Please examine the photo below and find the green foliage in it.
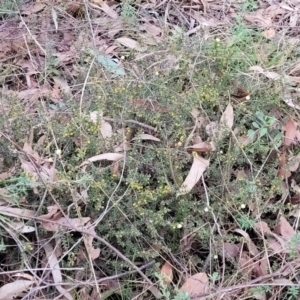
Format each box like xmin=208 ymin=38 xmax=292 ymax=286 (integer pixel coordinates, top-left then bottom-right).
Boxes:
xmin=237 ymin=215 xmax=256 ymax=230
xmin=0 ymin=0 xmax=19 ymax=20
xmin=287 ymin=232 xmax=300 ymax=259
xmin=121 ymin=0 xmax=137 ymax=23
xmin=246 ymin=111 xmax=282 ymax=154
xmin=287 ymin=285 xmax=300 ymax=300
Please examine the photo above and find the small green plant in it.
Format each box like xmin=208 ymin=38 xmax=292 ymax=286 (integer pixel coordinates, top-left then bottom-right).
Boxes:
xmin=0 ymin=175 xmax=32 ymax=204
xmin=241 ymin=0 xmax=258 ymax=12
xmin=155 ymin=272 xmax=191 ymax=300
xmin=173 ymin=292 xmax=191 ymax=300
xmin=209 ymin=272 xmax=219 ymax=285
xmin=121 ymin=0 xmax=137 ymax=23
xmin=287 ymin=285 xmax=299 ymax=300
xmin=247 ymin=111 xmax=282 ymax=153
xmin=249 ymin=286 xmax=272 ymax=296
xmin=287 ymin=232 xmax=300 ymax=259
xmin=237 ymin=215 xmax=256 ymax=230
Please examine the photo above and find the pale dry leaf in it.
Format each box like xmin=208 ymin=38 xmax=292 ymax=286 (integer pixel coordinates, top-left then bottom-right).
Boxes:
xmin=205 ymin=122 xmax=218 ymax=136
xmin=114 ymin=142 xmax=131 ymax=152
xmin=236 ymin=169 xmax=248 ymax=180
xmin=234 ymin=229 xmax=259 ymax=256
xmin=291 ymin=179 xmax=300 ymax=194
xmin=52 ymin=76 xmax=70 ymax=94
xmin=244 ymin=12 xmax=272 ymax=27
xmin=280 ymin=3 xmax=295 ymax=11
xmin=290 ymin=13 xmax=299 ymax=27
xmin=176 ymin=156 xmax=209 ymax=197
xmin=272 ymin=278 xmax=295 ymax=285
xmin=250 ymin=66 xmax=264 ymax=72
xmin=84 ymin=221 xmax=101 ymax=260
xmin=286 ymin=75 xmax=300 ymax=83
xmin=180 ymin=273 xmax=209 ymax=297
xmin=0 ymin=206 xmax=35 ymax=220
xmin=41 ymin=217 xmax=90 ymax=232
xmin=90 ymin=0 xmax=118 ymax=19
xmin=265 ymin=4 xmax=286 ymax=18
xmin=105 ymin=45 xmax=118 ymax=54
xmin=284 ymin=118 xmax=297 ymax=146
xmin=191 ymin=107 xmax=200 ymax=119
xmin=133 ymin=134 xmax=160 ymax=142
xmin=249 ymin=66 xmax=281 ymax=80
xmin=238 ymin=134 xmax=256 ymax=146
xmin=220 ymin=103 xmax=234 ymax=129
xmin=160 ymin=262 xmax=173 ymax=284
xmin=0 ymin=171 xmax=11 ymax=180
xmin=0 ymin=280 xmax=35 ymax=300
xmin=43 ymin=243 xmax=74 ymax=300
xmin=9 ymin=221 xmax=35 ymax=233
xmin=90 ymin=111 xmax=100 ymax=123
xmin=115 ymin=37 xmax=144 ymax=51
xmin=12 ymin=273 xmax=34 ymax=280
xmin=51 ymin=7 xmax=58 ymax=32
xmin=17 ymin=87 xmax=51 ymax=101
xmin=283 ymin=96 xmax=300 ymax=110
xmin=273 ymin=216 xmax=296 ymax=240
xmin=263 ymin=72 xmax=281 ymax=80
xmin=21 ymin=3 xmax=46 ymax=15
xmin=100 ymin=120 xmax=112 ymax=139
xmin=23 ymin=142 xmax=40 ymax=160
xmin=38 ymin=205 xmax=60 ymax=220
xmin=140 ymin=23 xmax=162 ymax=36
xmin=289 ymin=207 xmax=300 ymax=218
xmin=80 ymin=153 xmax=124 ymax=167
xmin=0 ymin=188 xmax=14 ymax=203
xmin=262 ymin=28 xmax=276 ymax=39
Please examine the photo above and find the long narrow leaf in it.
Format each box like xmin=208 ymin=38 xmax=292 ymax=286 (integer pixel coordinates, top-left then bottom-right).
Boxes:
xmin=176 ymin=156 xmax=209 ymax=197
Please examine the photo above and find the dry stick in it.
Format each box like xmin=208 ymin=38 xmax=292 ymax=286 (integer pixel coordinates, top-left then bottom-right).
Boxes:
xmin=37 ymin=215 xmax=160 ymax=298
xmin=103 ymin=117 xmax=157 ymax=131
xmin=0 ymin=268 xmax=84 ymax=276
xmin=0 ymin=205 xmax=161 ymax=298
xmin=79 ymin=55 xmax=95 ymax=116
xmin=37 ymin=216 xmax=161 ymax=298
xmin=28 ymin=261 xmax=156 ymax=300
xmin=69 ymin=227 xmax=160 ymax=298
xmin=195 ymin=258 xmax=300 ymax=299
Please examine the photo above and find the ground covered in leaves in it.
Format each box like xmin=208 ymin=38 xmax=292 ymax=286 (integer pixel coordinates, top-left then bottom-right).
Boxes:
xmin=0 ymin=0 xmax=300 ymax=299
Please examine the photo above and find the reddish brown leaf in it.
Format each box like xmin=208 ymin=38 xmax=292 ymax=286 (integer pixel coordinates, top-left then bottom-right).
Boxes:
xmin=284 ymin=118 xmax=297 ymax=146
xmin=223 ymin=243 xmax=241 ymax=259
xmin=186 ymin=142 xmax=212 ymax=153
xmin=273 ymin=216 xmax=295 ymax=241
xmin=180 ymin=273 xmax=209 ymax=297
xmin=160 ymin=262 xmax=173 ymax=284
xmin=254 ymin=221 xmax=272 ymax=235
